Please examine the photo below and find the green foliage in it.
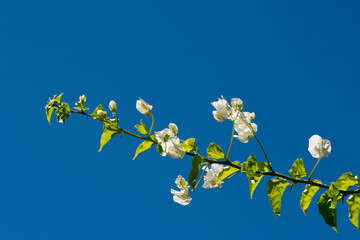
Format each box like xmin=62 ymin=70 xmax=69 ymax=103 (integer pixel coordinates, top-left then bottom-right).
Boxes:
xmin=267 ymin=177 xmax=290 ymax=216
xmin=317 ymin=183 xmax=340 ymax=233
xmin=181 ymin=138 xmax=197 ymax=153
xmin=45 ymin=93 xmax=64 ymax=125
xmin=98 ymin=122 xmax=122 ymax=152
xmin=188 ymin=156 xmax=206 ymax=189
xmin=55 ymin=103 xmax=71 ymax=123
xmin=216 ymin=161 xmax=240 ymax=185
xmin=133 ymin=139 xmax=156 ymax=160
xmin=289 ymin=158 xmax=308 ymax=179
xmin=300 ymin=180 xmax=321 ymax=215
xmin=135 ymin=119 xmax=148 ymax=135
xmin=91 ymin=105 xmax=104 ymax=120
xmin=241 ymin=155 xmax=270 ymax=198
xmin=206 ymin=142 xmax=226 ymax=159
xmin=335 ymin=172 xmax=359 ymax=191
xmin=347 ymin=194 xmax=360 ymax=230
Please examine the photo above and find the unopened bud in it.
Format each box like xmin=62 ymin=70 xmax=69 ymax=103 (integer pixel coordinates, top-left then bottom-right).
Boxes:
xmin=169 ymin=123 xmax=178 ymax=135
xmin=97 ymin=110 xmax=107 ymax=119
xmin=109 ymin=100 xmax=117 ymax=112
xmin=79 ymin=95 xmax=86 ymax=103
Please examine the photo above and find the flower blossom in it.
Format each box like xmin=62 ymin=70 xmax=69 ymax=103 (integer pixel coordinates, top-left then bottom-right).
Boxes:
xmin=155 ymin=123 xmax=185 ymax=159
xmin=308 ymin=135 xmax=331 ymax=159
xmin=136 ymin=98 xmax=153 ymax=116
xmin=170 ymin=175 xmax=192 ymax=206
xmin=234 ymin=112 xmax=257 ymax=143
xmin=202 ymin=164 xmax=226 ymax=189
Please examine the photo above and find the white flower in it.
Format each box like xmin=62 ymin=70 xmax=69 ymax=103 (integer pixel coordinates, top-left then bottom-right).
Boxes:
xmin=170 ymin=175 xmax=192 ymax=206
xmin=308 ymin=135 xmax=331 ymax=159
xmin=231 ymin=98 xmax=243 ymax=112
xmin=155 ymin=128 xmax=185 ymax=158
xmin=202 ymin=164 xmax=226 ymax=189
xmin=169 ymin=123 xmax=178 ymax=135
xmin=165 ymin=137 xmax=185 ymax=159
xmin=234 ymin=112 xmax=257 ymax=143
xmin=136 ymin=98 xmax=153 ymax=116
xmin=97 ymin=110 xmax=107 ymax=119
xmin=108 ymin=100 xmax=117 ymax=112
xmin=211 ymin=96 xmax=232 ymax=122
xmin=79 ymin=95 xmax=86 ymax=103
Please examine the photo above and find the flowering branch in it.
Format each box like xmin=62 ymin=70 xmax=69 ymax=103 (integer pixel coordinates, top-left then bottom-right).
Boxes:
xmin=45 ymin=93 xmax=360 ymax=233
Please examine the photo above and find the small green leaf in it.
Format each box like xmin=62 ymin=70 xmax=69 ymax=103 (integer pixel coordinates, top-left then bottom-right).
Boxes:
xmin=46 ymin=107 xmax=54 ymax=125
xmin=98 ymin=122 xmax=122 ymax=152
xmin=335 ymin=172 xmax=359 ymax=191
xmin=135 ymin=119 xmax=148 ymax=135
xmin=74 ymin=102 xmax=89 ymax=111
xmin=300 ymin=180 xmax=321 ymax=215
xmin=267 ymin=177 xmax=290 ymax=216
xmin=91 ymin=105 xmax=104 ymax=119
xmin=54 ymin=93 xmax=64 ymax=103
xmin=241 ymin=155 xmax=266 ymax=199
xmin=188 ymin=156 xmax=206 ymax=189
xmin=156 ymin=144 xmax=164 ymax=155
xmin=133 ymin=140 xmax=156 ymax=160
xmin=181 ymin=138 xmax=197 ymax=153
xmin=163 ymin=134 xmax=170 ymax=143
xmin=317 ymin=183 xmax=340 ymax=233
xmin=216 ymin=161 xmax=240 ymax=185
xmin=289 ymin=158 xmax=308 ymax=179
xmin=206 ymin=142 xmax=226 ymax=159
xmin=347 ymin=193 xmax=360 ymax=230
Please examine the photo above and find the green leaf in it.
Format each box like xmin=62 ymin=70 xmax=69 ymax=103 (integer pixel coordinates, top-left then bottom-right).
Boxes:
xmin=188 ymin=156 xmax=206 ymax=189
xmin=98 ymin=122 xmax=122 ymax=152
xmin=135 ymin=119 xmax=148 ymax=135
xmin=289 ymin=158 xmax=308 ymax=179
xmin=54 ymin=93 xmax=64 ymax=103
xmin=91 ymin=105 xmax=104 ymax=119
xmin=317 ymin=183 xmax=341 ymax=233
xmin=347 ymin=193 xmax=360 ymax=230
xmin=181 ymin=138 xmax=197 ymax=153
xmin=74 ymin=102 xmax=89 ymax=111
xmin=216 ymin=161 xmax=240 ymax=185
xmin=300 ymin=180 xmax=321 ymax=215
xmin=206 ymin=142 xmax=226 ymax=159
xmin=335 ymin=172 xmax=359 ymax=191
xmin=267 ymin=177 xmax=290 ymax=216
xmin=241 ymin=155 xmax=268 ymax=198
xmin=133 ymin=140 xmax=156 ymax=160
xmin=46 ymin=107 xmax=54 ymax=125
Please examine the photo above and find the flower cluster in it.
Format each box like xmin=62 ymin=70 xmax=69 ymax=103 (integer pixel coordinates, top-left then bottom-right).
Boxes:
xmin=170 ymin=175 xmax=192 ymax=206
xmin=212 ymin=96 xmax=257 ymax=143
xmin=155 ymin=123 xmax=185 ymax=159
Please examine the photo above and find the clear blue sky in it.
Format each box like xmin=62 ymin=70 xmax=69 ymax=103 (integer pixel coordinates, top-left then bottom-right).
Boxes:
xmin=1 ymin=0 xmax=360 ymax=239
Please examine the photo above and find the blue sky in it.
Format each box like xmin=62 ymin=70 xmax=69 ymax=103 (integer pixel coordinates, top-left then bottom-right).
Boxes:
xmin=1 ymin=0 xmax=360 ymax=239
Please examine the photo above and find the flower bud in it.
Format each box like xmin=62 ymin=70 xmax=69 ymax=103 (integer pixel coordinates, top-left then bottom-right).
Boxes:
xmin=109 ymin=100 xmax=117 ymax=112
xmin=169 ymin=123 xmax=178 ymax=135
xmin=79 ymin=95 xmax=86 ymax=103
xmin=136 ymin=98 xmax=153 ymax=116
xmin=97 ymin=109 xmax=107 ymax=119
